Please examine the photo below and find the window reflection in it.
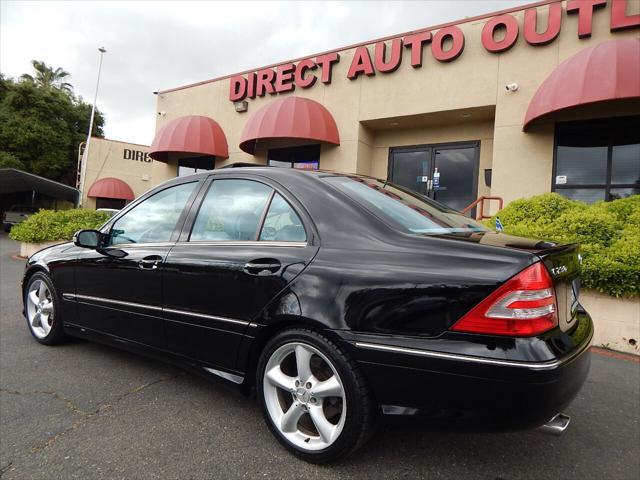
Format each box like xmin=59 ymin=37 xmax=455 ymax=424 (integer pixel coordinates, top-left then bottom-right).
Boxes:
xmin=110 ymin=182 xmax=196 ymax=245
xmin=190 ymin=179 xmax=272 ymax=241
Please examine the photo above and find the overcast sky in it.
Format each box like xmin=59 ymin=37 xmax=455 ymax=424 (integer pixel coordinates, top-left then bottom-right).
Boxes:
xmin=1 ymin=0 xmax=530 ymax=145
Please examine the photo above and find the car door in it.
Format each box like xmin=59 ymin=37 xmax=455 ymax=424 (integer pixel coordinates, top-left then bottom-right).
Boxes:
xmin=162 ymin=175 xmax=319 ymax=370
xmin=73 ymin=180 xmax=201 ymax=347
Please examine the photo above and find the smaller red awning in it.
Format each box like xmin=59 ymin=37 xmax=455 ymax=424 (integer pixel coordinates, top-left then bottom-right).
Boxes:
xmin=87 ymin=177 xmax=134 ymax=200
xmin=239 ymin=96 xmax=340 ymax=154
xmin=150 ymin=115 xmax=229 ymax=161
xmin=524 ymin=38 xmax=640 ymax=129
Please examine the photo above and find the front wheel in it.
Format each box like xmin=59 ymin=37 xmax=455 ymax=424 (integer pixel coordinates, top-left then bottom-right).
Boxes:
xmin=24 ymin=272 xmax=67 ymax=345
xmin=257 ymin=328 xmax=376 ymax=463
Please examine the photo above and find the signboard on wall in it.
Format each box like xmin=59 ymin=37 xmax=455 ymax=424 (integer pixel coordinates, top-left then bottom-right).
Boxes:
xmin=229 ymin=0 xmax=640 ymax=102
xmin=123 ymin=149 xmax=152 ymax=163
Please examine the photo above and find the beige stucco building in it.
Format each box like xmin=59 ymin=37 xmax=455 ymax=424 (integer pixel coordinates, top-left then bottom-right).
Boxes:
xmin=81 ymin=137 xmax=173 ymax=209
xmin=83 ymin=0 xmax=640 ymax=217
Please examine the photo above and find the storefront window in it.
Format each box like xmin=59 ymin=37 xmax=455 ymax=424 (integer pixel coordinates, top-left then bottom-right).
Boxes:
xmin=267 ymin=145 xmax=320 ymax=170
xmin=177 ymin=156 xmax=215 ymax=177
xmin=553 ymin=116 xmax=640 ymax=203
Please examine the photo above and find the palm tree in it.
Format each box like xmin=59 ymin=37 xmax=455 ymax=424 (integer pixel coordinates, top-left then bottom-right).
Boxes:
xmin=20 ymin=60 xmax=73 ymax=93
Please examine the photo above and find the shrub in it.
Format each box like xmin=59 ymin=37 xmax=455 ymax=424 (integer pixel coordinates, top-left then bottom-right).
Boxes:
xmin=9 ymin=209 xmax=109 ymax=243
xmin=487 ymin=193 xmax=640 ymax=298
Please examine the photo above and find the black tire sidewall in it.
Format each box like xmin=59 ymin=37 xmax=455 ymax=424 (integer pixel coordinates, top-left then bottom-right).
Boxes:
xmin=24 ymin=272 xmax=65 ymax=345
xmin=257 ymin=328 xmax=370 ymax=463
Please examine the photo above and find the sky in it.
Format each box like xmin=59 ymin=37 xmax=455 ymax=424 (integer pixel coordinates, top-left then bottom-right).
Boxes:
xmin=1 ymin=0 xmax=531 ymax=145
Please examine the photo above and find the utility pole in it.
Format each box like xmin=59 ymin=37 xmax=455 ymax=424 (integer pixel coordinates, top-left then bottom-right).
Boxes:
xmin=78 ymin=46 xmax=106 ymax=207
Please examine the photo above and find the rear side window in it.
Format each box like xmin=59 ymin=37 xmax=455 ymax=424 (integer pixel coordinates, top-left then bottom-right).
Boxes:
xmin=190 ymin=179 xmax=272 ymax=241
xmin=259 ymin=193 xmax=306 ymax=242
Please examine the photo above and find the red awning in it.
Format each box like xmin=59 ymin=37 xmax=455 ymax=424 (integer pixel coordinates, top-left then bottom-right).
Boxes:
xmin=149 ymin=115 xmax=229 ymax=161
xmin=87 ymin=177 xmax=134 ymax=200
xmin=524 ymin=38 xmax=640 ymax=130
xmin=239 ymin=96 xmax=340 ymax=154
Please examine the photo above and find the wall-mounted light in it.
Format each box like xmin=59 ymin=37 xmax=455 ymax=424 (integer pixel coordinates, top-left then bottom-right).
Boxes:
xmin=234 ymin=100 xmax=249 ymax=113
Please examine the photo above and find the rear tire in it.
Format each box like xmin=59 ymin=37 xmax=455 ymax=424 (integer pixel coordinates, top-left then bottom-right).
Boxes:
xmin=24 ymin=272 xmax=67 ymax=345
xmin=257 ymin=328 xmax=376 ymax=463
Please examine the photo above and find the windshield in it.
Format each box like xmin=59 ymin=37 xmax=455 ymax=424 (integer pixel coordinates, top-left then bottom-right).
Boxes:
xmin=324 ymin=176 xmax=488 ymax=235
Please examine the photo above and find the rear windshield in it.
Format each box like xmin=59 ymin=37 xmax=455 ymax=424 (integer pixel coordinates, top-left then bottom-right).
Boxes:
xmin=324 ymin=176 xmax=488 ymax=235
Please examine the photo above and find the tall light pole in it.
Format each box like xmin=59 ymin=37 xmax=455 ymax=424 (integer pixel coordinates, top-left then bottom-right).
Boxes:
xmin=78 ymin=46 xmax=106 ymax=207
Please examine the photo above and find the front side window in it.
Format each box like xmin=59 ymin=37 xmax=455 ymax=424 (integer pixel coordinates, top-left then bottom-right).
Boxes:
xmin=109 ymin=182 xmax=196 ymax=245
xmin=259 ymin=193 xmax=306 ymax=242
xmin=190 ymin=179 xmax=272 ymax=241
xmin=554 ymin=116 xmax=640 ymax=203
xmin=324 ymin=175 xmax=488 ymax=236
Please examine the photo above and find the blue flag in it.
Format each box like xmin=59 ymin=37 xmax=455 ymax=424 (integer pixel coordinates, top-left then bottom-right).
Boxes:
xmin=495 ymin=216 xmax=503 ymax=232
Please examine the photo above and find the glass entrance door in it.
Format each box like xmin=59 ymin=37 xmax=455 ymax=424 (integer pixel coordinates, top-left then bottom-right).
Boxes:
xmin=389 ymin=141 xmax=479 ymax=213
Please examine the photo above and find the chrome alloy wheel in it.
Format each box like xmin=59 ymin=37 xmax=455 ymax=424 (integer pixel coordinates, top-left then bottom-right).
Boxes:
xmin=263 ymin=342 xmax=347 ymax=451
xmin=26 ymin=279 xmax=54 ymax=339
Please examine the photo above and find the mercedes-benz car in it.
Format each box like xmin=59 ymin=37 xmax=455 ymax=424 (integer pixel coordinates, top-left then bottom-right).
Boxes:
xmin=21 ymin=168 xmax=593 ymax=463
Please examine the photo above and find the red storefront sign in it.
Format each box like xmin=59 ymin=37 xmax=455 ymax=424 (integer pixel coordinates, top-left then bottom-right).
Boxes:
xmin=229 ymin=0 xmax=640 ymax=102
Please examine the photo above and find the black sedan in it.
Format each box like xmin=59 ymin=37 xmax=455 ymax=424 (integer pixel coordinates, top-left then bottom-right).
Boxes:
xmin=21 ymin=168 xmax=593 ymax=463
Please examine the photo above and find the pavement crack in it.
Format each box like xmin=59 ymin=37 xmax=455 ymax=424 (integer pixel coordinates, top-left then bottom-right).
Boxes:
xmin=0 ymin=388 xmax=88 ymax=416
xmin=0 ymin=462 xmax=13 ymax=479
xmin=2 ymin=373 xmax=182 ymax=454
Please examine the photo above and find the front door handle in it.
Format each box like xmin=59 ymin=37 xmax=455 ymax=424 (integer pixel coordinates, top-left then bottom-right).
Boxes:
xmin=138 ymin=255 xmax=163 ymax=270
xmin=244 ymin=258 xmax=281 ymax=275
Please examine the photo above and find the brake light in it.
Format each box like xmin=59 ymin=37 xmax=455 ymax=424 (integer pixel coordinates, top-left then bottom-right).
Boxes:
xmin=450 ymin=262 xmax=558 ymax=337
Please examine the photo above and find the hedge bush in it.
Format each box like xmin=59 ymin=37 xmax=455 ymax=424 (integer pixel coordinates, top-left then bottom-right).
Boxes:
xmin=8 ymin=209 xmax=110 ymax=243
xmin=486 ymin=193 xmax=640 ymax=298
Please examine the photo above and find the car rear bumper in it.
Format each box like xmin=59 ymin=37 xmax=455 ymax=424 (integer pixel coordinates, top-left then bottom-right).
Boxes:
xmin=337 ymin=310 xmax=593 ymax=430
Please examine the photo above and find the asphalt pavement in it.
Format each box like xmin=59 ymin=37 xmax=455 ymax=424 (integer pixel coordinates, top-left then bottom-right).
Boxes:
xmin=1 ymin=232 xmax=639 ymax=480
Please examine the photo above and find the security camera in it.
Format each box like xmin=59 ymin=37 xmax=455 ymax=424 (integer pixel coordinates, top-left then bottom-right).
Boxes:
xmin=152 ymin=88 xmax=160 ymax=95
xmin=505 ymin=83 xmax=519 ymax=92
xmin=158 ymin=111 xmax=166 ymax=116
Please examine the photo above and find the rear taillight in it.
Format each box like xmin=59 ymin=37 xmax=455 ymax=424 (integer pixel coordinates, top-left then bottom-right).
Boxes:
xmin=450 ymin=262 xmax=558 ymax=337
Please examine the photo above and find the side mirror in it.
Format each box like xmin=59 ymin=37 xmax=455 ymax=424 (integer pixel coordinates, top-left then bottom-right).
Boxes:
xmin=73 ymin=229 xmax=102 ymax=249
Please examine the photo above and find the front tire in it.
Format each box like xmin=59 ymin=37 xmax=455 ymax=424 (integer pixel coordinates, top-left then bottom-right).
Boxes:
xmin=24 ymin=272 xmax=67 ymax=345
xmin=257 ymin=328 xmax=376 ymax=463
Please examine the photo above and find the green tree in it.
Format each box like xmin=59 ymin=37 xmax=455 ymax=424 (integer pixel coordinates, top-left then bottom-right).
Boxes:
xmin=20 ymin=60 xmax=73 ymax=93
xmin=0 ymin=151 xmax=25 ymax=169
xmin=0 ymin=69 xmax=104 ymax=185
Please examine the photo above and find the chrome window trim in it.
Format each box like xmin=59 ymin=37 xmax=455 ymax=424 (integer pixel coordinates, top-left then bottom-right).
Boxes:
xmin=106 ymin=242 xmax=176 ymax=248
xmin=354 ymin=337 xmax=592 ymax=371
xmin=175 ymin=241 xmax=307 ymax=248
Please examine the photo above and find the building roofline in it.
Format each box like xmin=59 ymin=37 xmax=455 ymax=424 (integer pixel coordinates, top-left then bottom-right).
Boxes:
xmin=159 ymin=0 xmax=560 ymax=95
xmin=89 ymin=136 xmax=150 ymax=148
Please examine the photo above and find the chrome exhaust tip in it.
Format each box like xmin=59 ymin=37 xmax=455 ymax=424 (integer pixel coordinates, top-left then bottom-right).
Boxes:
xmin=539 ymin=413 xmax=571 ymax=436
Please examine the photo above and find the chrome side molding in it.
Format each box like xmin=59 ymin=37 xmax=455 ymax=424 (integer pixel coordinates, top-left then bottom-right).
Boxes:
xmin=354 ymin=341 xmax=564 ymax=371
xmin=63 ymin=293 xmax=249 ymax=327
xmin=203 ymin=367 xmax=244 ymax=384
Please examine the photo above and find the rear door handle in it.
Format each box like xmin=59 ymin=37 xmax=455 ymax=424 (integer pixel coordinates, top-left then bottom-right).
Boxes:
xmin=244 ymin=259 xmax=281 ymax=275
xmin=138 ymin=255 xmax=163 ymax=270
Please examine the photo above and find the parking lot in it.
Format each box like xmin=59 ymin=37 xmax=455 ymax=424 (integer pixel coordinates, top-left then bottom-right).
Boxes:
xmin=1 ymin=232 xmax=638 ymax=480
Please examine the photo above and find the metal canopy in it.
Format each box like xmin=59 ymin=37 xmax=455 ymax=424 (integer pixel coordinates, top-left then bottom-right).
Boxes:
xmin=0 ymin=168 xmax=79 ymax=205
